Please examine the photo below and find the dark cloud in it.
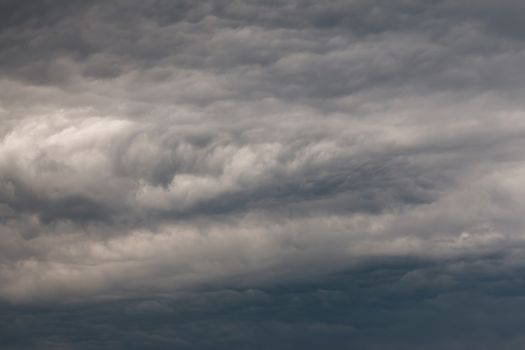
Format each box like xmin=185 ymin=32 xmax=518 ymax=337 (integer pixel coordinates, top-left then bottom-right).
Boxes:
xmin=1 ymin=0 xmax=525 ymax=349
xmin=3 ymin=255 xmax=525 ymax=349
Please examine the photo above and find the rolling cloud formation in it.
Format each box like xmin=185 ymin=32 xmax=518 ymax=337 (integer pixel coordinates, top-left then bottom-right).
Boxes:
xmin=2 ymin=1 xmax=525 ymax=349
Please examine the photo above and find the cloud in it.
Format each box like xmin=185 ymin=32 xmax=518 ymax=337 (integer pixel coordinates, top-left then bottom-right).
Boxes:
xmin=1 ymin=0 xmax=525 ymax=349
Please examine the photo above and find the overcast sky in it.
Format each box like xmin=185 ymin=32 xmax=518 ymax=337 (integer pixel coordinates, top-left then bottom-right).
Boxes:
xmin=2 ymin=1 xmax=525 ymax=349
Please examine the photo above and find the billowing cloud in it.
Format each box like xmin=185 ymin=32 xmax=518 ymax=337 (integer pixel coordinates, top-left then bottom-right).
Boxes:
xmin=2 ymin=1 xmax=525 ymax=349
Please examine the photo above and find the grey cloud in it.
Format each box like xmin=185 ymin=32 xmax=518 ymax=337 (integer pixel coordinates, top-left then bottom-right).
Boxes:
xmin=3 ymin=255 xmax=525 ymax=349
xmin=1 ymin=0 xmax=523 ymax=96
xmin=2 ymin=1 xmax=525 ymax=349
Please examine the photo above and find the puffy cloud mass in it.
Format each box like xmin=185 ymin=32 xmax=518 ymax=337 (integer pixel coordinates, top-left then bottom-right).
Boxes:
xmin=2 ymin=0 xmax=525 ymax=349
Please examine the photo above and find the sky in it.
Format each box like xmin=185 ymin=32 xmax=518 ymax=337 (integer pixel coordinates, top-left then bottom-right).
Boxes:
xmin=2 ymin=0 xmax=525 ymax=349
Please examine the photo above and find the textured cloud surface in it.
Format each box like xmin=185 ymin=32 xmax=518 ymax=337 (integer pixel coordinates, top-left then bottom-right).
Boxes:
xmin=2 ymin=1 xmax=525 ymax=349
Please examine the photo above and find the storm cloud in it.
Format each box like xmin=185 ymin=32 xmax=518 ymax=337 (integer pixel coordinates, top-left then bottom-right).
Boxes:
xmin=1 ymin=0 xmax=525 ymax=349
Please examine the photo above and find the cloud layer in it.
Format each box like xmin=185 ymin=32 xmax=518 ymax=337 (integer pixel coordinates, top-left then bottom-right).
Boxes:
xmin=2 ymin=1 xmax=525 ymax=348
